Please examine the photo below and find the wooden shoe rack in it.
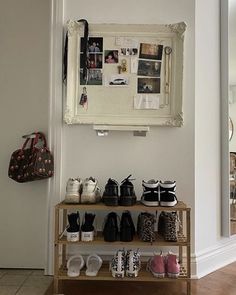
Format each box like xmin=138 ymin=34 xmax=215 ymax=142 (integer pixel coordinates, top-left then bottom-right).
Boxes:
xmin=54 ymin=201 xmax=191 ymax=294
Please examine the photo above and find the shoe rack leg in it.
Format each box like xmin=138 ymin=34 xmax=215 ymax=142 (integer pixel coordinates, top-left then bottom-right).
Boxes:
xmin=179 ymin=211 xmax=183 ymax=264
xmin=54 ymin=278 xmax=59 ymax=294
xmin=186 ymin=210 xmax=191 ymax=295
xmin=62 ymin=209 xmax=67 ymax=267
xmin=187 ymin=280 xmax=191 ymax=295
xmin=54 ymin=207 xmax=59 ymax=294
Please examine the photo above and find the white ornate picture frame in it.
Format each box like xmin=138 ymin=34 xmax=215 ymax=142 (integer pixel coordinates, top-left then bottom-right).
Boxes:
xmin=64 ymin=21 xmax=186 ymax=127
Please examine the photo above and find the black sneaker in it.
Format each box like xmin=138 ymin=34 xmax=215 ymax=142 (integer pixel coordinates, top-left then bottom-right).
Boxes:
xmin=102 ymin=178 xmax=119 ymax=206
xmin=66 ymin=212 xmax=80 ymax=242
xmin=120 ymin=175 xmax=137 ymax=206
xmin=141 ymin=179 xmax=159 ymax=206
xmin=67 ymin=212 xmax=80 ymax=232
xmin=120 ymin=211 xmax=135 ymax=242
xmin=103 ymin=212 xmax=119 ymax=242
xmin=81 ymin=212 xmax=96 ymax=241
xmin=159 ymin=181 xmax=178 ymax=207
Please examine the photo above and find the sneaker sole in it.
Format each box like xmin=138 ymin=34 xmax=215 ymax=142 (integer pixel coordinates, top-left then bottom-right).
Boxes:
xmin=141 ymin=200 xmax=159 ymax=206
xmin=64 ymin=194 xmax=80 ymax=203
xmin=111 ymin=270 xmax=125 ymax=278
xmin=167 ymin=272 xmax=179 ymax=278
xmin=159 ymin=200 xmax=177 ymax=207
xmin=120 ymin=196 xmax=136 ymax=206
xmin=103 ymin=196 xmax=119 ymax=206
xmin=126 ymin=270 xmax=139 ymax=277
xmin=81 ymin=193 xmax=97 ymax=204
xmin=147 ymin=265 xmax=165 ymax=278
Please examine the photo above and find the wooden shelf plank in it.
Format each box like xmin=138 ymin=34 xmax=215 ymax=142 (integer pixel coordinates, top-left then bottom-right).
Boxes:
xmin=57 ymin=264 xmax=189 ymax=282
xmin=56 ymin=201 xmax=190 ymax=211
xmin=56 ymin=232 xmax=188 ymax=246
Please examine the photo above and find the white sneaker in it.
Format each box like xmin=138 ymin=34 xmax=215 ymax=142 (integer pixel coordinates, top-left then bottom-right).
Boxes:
xmin=65 ymin=178 xmax=82 ymax=203
xmin=126 ymin=249 xmax=141 ymax=277
xmin=81 ymin=177 xmax=101 ymax=204
xmin=109 ymin=249 xmax=126 ymax=278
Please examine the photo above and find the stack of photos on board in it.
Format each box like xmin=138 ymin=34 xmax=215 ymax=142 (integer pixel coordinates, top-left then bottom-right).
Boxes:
xmin=80 ymin=37 xmax=103 ymax=85
xmin=137 ymin=43 xmax=163 ymax=94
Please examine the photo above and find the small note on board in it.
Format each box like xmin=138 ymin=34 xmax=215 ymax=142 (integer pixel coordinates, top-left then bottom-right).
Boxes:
xmin=134 ymin=95 xmax=160 ymax=110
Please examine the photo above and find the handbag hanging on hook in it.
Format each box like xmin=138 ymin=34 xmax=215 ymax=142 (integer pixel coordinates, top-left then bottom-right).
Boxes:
xmin=8 ymin=132 xmax=54 ymax=183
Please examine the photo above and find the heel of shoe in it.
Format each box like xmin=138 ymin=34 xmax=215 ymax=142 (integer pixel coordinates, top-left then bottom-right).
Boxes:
xmin=167 ymin=272 xmax=179 ymax=278
xmin=126 ymin=270 xmax=139 ymax=278
xmin=111 ymin=269 xmax=125 ymax=278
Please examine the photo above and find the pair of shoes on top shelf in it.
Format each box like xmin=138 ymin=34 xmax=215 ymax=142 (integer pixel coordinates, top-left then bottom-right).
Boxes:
xmin=67 ymin=254 xmax=102 ymax=277
xmin=141 ymin=180 xmax=177 ymax=207
xmin=147 ymin=251 xmax=180 ymax=278
xmin=65 ymin=212 xmax=95 ymax=242
xmin=102 ymin=175 xmax=136 ymax=206
xmin=110 ymin=249 xmax=141 ymax=278
xmin=64 ymin=177 xmax=101 ymax=204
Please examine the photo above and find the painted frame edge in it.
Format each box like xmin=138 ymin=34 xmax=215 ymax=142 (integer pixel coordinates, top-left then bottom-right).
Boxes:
xmin=220 ymin=0 xmax=230 ymax=237
xmin=64 ymin=21 xmax=186 ymax=127
xmin=45 ymin=0 xmax=64 ymax=275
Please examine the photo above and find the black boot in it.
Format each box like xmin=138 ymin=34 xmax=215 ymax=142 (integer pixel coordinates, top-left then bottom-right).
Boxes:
xmin=120 ymin=211 xmax=135 ymax=242
xmin=120 ymin=175 xmax=136 ymax=206
xmin=103 ymin=212 xmax=119 ymax=242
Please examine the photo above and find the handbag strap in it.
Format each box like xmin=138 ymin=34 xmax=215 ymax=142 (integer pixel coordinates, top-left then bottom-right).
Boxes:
xmin=21 ymin=137 xmax=34 ymax=151
xmin=32 ymin=132 xmax=48 ymax=148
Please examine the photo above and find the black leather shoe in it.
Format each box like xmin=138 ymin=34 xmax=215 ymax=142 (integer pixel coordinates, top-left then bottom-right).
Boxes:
xmin=120 ymin=175 xmax=137 ymax=206
xmin=103 ymin=212 xmax=119 ymax=242
xmin=102 ymin=178 xmax=119 ymax=206
xmin=120 ymin=211 xmax=135 ymax=242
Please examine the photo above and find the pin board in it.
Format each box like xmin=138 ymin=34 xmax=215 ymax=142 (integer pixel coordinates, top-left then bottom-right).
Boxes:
xmin=64 ymin=21 xmax=186 ymax=127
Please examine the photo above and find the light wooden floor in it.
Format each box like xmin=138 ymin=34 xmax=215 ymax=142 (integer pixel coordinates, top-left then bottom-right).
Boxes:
xmin=49 ymin=261 xmax=236 ymax=295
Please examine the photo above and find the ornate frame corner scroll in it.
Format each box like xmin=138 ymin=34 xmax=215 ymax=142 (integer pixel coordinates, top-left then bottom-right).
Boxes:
xmin=64 ymin=21 xmax=186 ymax=127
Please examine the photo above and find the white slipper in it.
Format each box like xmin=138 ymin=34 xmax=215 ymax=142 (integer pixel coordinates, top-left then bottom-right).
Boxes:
xmin=85 ymin=254 xmax=103 ymax=276
xmin=67 ymin=255 xmax=85 ymax=277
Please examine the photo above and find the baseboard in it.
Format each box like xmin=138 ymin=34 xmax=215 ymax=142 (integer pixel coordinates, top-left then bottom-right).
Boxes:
xmin=192 ymin=236 xmax=236 ymax=278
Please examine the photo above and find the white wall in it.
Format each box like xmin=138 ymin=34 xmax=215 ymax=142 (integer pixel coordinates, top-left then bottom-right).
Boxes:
xmin=195 ymin=0 xmax=221 ymax=253
xmin=62 ymin=0 xmax=195 ymax=247
xmin=0 ymin=0 xmax=50 ymax=268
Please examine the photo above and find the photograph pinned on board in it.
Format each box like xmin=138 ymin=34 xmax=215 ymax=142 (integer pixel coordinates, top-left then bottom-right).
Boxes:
xmin=120 ymin=48 xmax=138 ymax=56
xmin=139 ymin=43 xmax=163 ymax=60
xmin=107 ymin=75 xmax=129 ymax=86
xmin=80 ymin=69 xmax=102 ymax=85
xmin=137 ymin=77 xmax=160 ymax=94
xmin=137 ymin=60 xmax=161 ymax=77
xmin=88 ymin=54 xmax=103 ymax=69
xmin=80 ymin=37 xmax=103 ymax=53
xmin=104 ymin=50 xmax=119 ymax=63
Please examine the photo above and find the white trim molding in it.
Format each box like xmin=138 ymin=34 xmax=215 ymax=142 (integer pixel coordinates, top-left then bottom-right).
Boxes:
xmin=45 ymin=0 xmax=64 ymax=275
xmin=192 ymin=237 xmax=236 ymax=279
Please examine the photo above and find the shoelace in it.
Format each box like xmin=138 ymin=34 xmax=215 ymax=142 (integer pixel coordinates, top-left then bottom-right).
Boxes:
xmin=121 ymin=174 xmax=135 ymax=184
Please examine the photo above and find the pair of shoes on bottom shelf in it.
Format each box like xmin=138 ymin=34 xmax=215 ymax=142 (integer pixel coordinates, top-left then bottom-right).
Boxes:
xmin=67 ymin=254 xmax=102 ymax=277
xmin=147 ymin=251 xmax=180 ymax=278
xmin=110 ymin=249 xmax=141 ymax=278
